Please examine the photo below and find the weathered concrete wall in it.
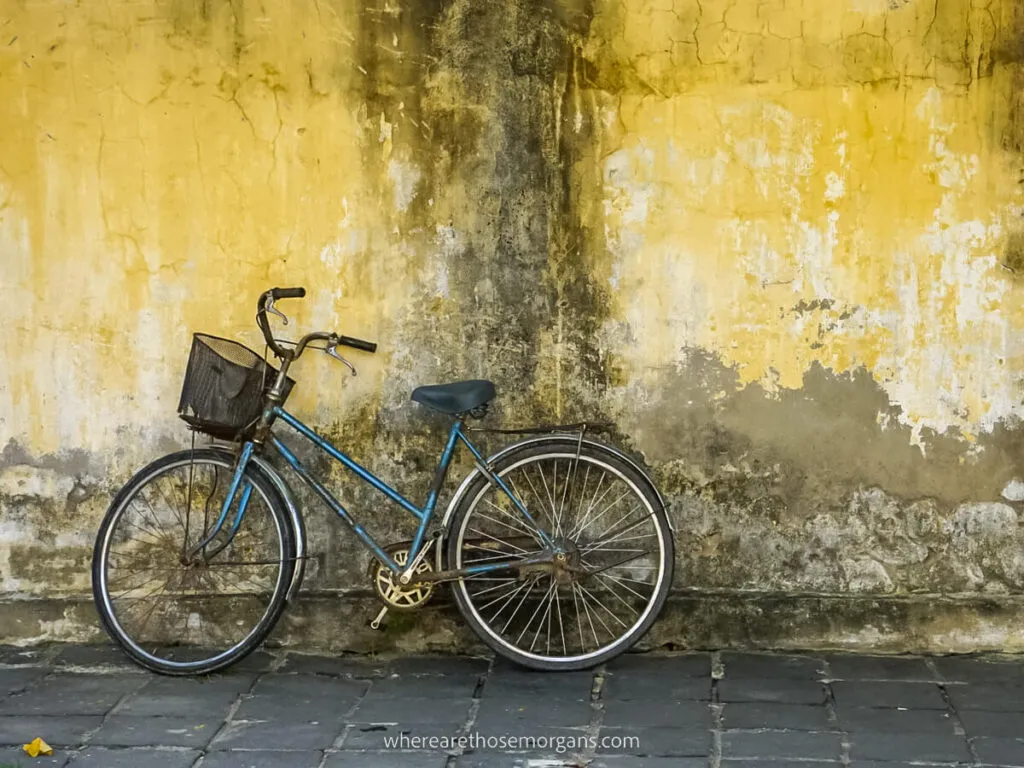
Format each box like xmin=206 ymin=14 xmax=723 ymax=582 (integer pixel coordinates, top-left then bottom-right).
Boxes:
xmin=2 ymin=0 xmax=1024 ymax=653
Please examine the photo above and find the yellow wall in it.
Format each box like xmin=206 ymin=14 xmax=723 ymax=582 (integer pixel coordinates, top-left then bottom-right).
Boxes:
xmin=588 ymin=0 xmax=1024 ymax=446
xmin=2 ymin=0 xmax=1024 ymax=649
xmin=0 ymin=1 xmax=398 ymax=459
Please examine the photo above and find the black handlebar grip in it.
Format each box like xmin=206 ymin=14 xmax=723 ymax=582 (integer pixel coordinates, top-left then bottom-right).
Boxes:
xmin=339 ymin=335 xmax=377 ymax=353
xmin=272 ymin=287 xmax=306 ymax=299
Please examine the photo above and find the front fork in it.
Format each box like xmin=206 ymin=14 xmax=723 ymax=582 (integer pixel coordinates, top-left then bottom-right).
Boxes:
xmin=186 ymin=382 xmax=289 ymax=562
xmin=185 ymin=442 xmax=256 ymax=562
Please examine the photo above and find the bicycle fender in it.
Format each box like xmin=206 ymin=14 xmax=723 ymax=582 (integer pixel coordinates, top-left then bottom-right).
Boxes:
xmin=435 ymin=435 xmax=672 ymax=571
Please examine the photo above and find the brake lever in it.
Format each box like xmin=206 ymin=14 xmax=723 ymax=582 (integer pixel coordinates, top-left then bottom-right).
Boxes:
xmin=325 ymin=343 xmax=357 ymax=376
xmin=265 ymin=296 xmax=289 ymax=326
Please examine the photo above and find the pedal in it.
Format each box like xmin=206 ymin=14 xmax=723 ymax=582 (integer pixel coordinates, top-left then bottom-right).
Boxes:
xmin=369 ymin=605 xmax=388 ymax=631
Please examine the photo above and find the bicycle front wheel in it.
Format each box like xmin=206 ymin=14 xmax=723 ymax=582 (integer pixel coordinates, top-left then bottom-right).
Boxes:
xmin=92 ymin=449 xmax=295 ymax=675
xmin=447 ymin=439 xmax=674 ymax=671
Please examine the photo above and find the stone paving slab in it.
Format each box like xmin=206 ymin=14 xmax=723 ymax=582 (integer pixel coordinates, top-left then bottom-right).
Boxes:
xmin=847 ymin=732 xmax=972 ymax=763
xmin=0 ymin=716 xmax=102 ymax=747
xmin=958 ymin=707 xmax=1024 ymax=738
xmin=338 ymin=723 xmax=468 ymax=750
xmin=604 ymin=653 xmax=711 ymax=678
xmin=601 ymin=672 xmax=712 ymax=700
xmin=0 ymin=646 xmax=52 ymax=667
xmin=717 ymin=677 xmax=828 ymax=704
xmin=720 ymin=730 xmax=844 ymax=760
xmin=973 ymin=737 xmax=1024 ymax=766
xmin=601 ymin=698 xmax=710 ymax=727
xmin=0 ymin=674 xmax=146 ymax=717
xmin=348 ymin=695 xmax=473 ymax=724
xmin=947 ymin=683 xmax=1024 ymax=712
xmin=822 ymin=654 xmax=936 ymax=681
xmin=0 ymin=645 xmax=1022 ymax=767
xmin=592 ymin=760 xmax=706 ymax=768
xmin=64 ymin=747 xmax=200 ymax=767
xmin=0 ymin=745 xmax=67 ymax=768
xmin=233 ymin=676 xmax=366 ymax=721
xmin=720 ymin=701 xmax=833 ymax=731
xmin=934 ymin=655 xmax=1024 ymax=685
xmin=833 ymin=704 xmax=957 ymax=733
xmin=116 ymin=675 xmax=256 ymax=718
xmin=209 ymin=720 xmax=343 ymax=752
xmin=0 ymin=669 xmax=45 ymax=695
xmin=721 ymin=653 xmax=826 ymax=679
xmin=326 ymin=753 xmax=447 ymax=768
xmin=598 ymin=724 xmax=710 ymax=756
xmin=276 ymin=654 xmax=388 ymax=678
xmin=830 ymin=679 xmax=948 ymax=709
xmin=198 ymin=750 xmax=324 ymax=768
xmin=88 ymin=715 xmax=222 ymax=748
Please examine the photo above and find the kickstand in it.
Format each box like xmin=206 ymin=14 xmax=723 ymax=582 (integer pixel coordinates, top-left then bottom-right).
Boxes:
xmin=370 ymin=605 xmax=388 ymax=630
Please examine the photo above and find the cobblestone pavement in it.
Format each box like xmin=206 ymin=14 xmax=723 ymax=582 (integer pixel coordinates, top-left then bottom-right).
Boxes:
xmin=0 ymin=645 xmax=1021 ymax=767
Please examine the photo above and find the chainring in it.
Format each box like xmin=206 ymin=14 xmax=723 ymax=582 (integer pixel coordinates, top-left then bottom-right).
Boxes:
xmin=370 ymin=542 xmax=435 ymax=611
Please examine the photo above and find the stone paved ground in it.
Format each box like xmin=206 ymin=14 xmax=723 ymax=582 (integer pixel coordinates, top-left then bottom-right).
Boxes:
xmin=0 ymin=645 xmax=1021 ymax=767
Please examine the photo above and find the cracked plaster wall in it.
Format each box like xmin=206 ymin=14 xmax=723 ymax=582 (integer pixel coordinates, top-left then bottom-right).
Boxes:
xmin=1 ymin=0 xmax=1024 ymax=652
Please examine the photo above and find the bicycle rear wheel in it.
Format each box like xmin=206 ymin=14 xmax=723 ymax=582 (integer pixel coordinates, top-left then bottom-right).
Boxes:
xmin=447 ymin=439 xmax=674 ymax=671
xmin=92 ymin=448 xmax=295 ymax=675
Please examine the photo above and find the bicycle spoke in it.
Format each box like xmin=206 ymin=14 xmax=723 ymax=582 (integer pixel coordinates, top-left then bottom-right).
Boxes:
xmin=466 ymin=526 xmax=529 ymax=554
xmin=569 ymin=471 xmax=613 ymax=539
xmin=466 ymin=579 xmax=523 ymax=599
xmin=499 ymin=577 xmax=538 ymax=634
xmin=136 ymin=489 xmax=175 ymax=538
xmin=516 ymin=579 xmax=556 ymax=645
xmin=522 ymin=468 xmax=551 ymax=530
xmin=157 ymin=473 xmax=189 ymax=534
xmin=576 ymin=582 xmax=629 ymax=629
xmin=477 ymin=580 xmax=527 ymax=614
xmin=584 ymin=511 xmax=652 ymax=553
xmin=594 ymin=570 xmax=649 ymax=601
xmin=505 ymin=474 xmax=546 ymax=540
xmin=480 ymin=498 xmax=544 ymax=545
xmin=572 ymin=488 xmax=631 ymax=540
xmin=565 ymin=464 xmax=590 ymax=537
xmin=554 ymin=586 xmax=567 ymax=656
xmin=573 ymin=581 xmax=603 ymax=649
xmin=535 ymin=464 xmax=560 ymax=536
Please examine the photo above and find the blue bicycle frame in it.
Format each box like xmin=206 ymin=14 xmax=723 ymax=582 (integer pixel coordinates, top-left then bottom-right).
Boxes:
xmin=192 ymin=406 xmax=555 ymax=576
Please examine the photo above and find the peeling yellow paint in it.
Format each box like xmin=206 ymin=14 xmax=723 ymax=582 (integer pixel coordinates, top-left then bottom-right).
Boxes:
xmin=0 ymin=1 xmax=399 ymax=456
xmin=588 ymin=0 xmax=1024 ymax=443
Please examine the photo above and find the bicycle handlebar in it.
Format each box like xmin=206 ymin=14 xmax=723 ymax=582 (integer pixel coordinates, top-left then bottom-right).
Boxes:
xmin=256 ymin=288 xmax=377 ymax=361
xmin=338 ymin=335 xmax=377 ymax=353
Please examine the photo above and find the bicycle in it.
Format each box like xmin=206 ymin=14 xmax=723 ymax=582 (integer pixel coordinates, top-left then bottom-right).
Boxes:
xmin=91 ymin=287 xmax=675 ymax=674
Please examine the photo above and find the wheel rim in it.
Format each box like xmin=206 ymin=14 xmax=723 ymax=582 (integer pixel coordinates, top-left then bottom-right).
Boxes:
xmin=453 ymin=452 xmax=667 ymax=664
xmin=97 ymin=456 xmax=287 ymax=671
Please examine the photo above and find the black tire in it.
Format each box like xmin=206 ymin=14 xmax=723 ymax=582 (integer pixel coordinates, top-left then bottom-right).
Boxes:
xmin=92 ymin=449 xmax=295 ymax=675
xmin=446 ymin=439 xmax=674 ymax=671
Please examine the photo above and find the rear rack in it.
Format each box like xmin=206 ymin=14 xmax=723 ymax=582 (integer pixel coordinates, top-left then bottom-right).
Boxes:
xmin=464 ymin=421 xmax=614 ymax=435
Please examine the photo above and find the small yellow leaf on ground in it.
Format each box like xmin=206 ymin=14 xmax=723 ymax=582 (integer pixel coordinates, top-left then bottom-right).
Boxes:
xmin=23 ymin=737 xmax=53 ymax=757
